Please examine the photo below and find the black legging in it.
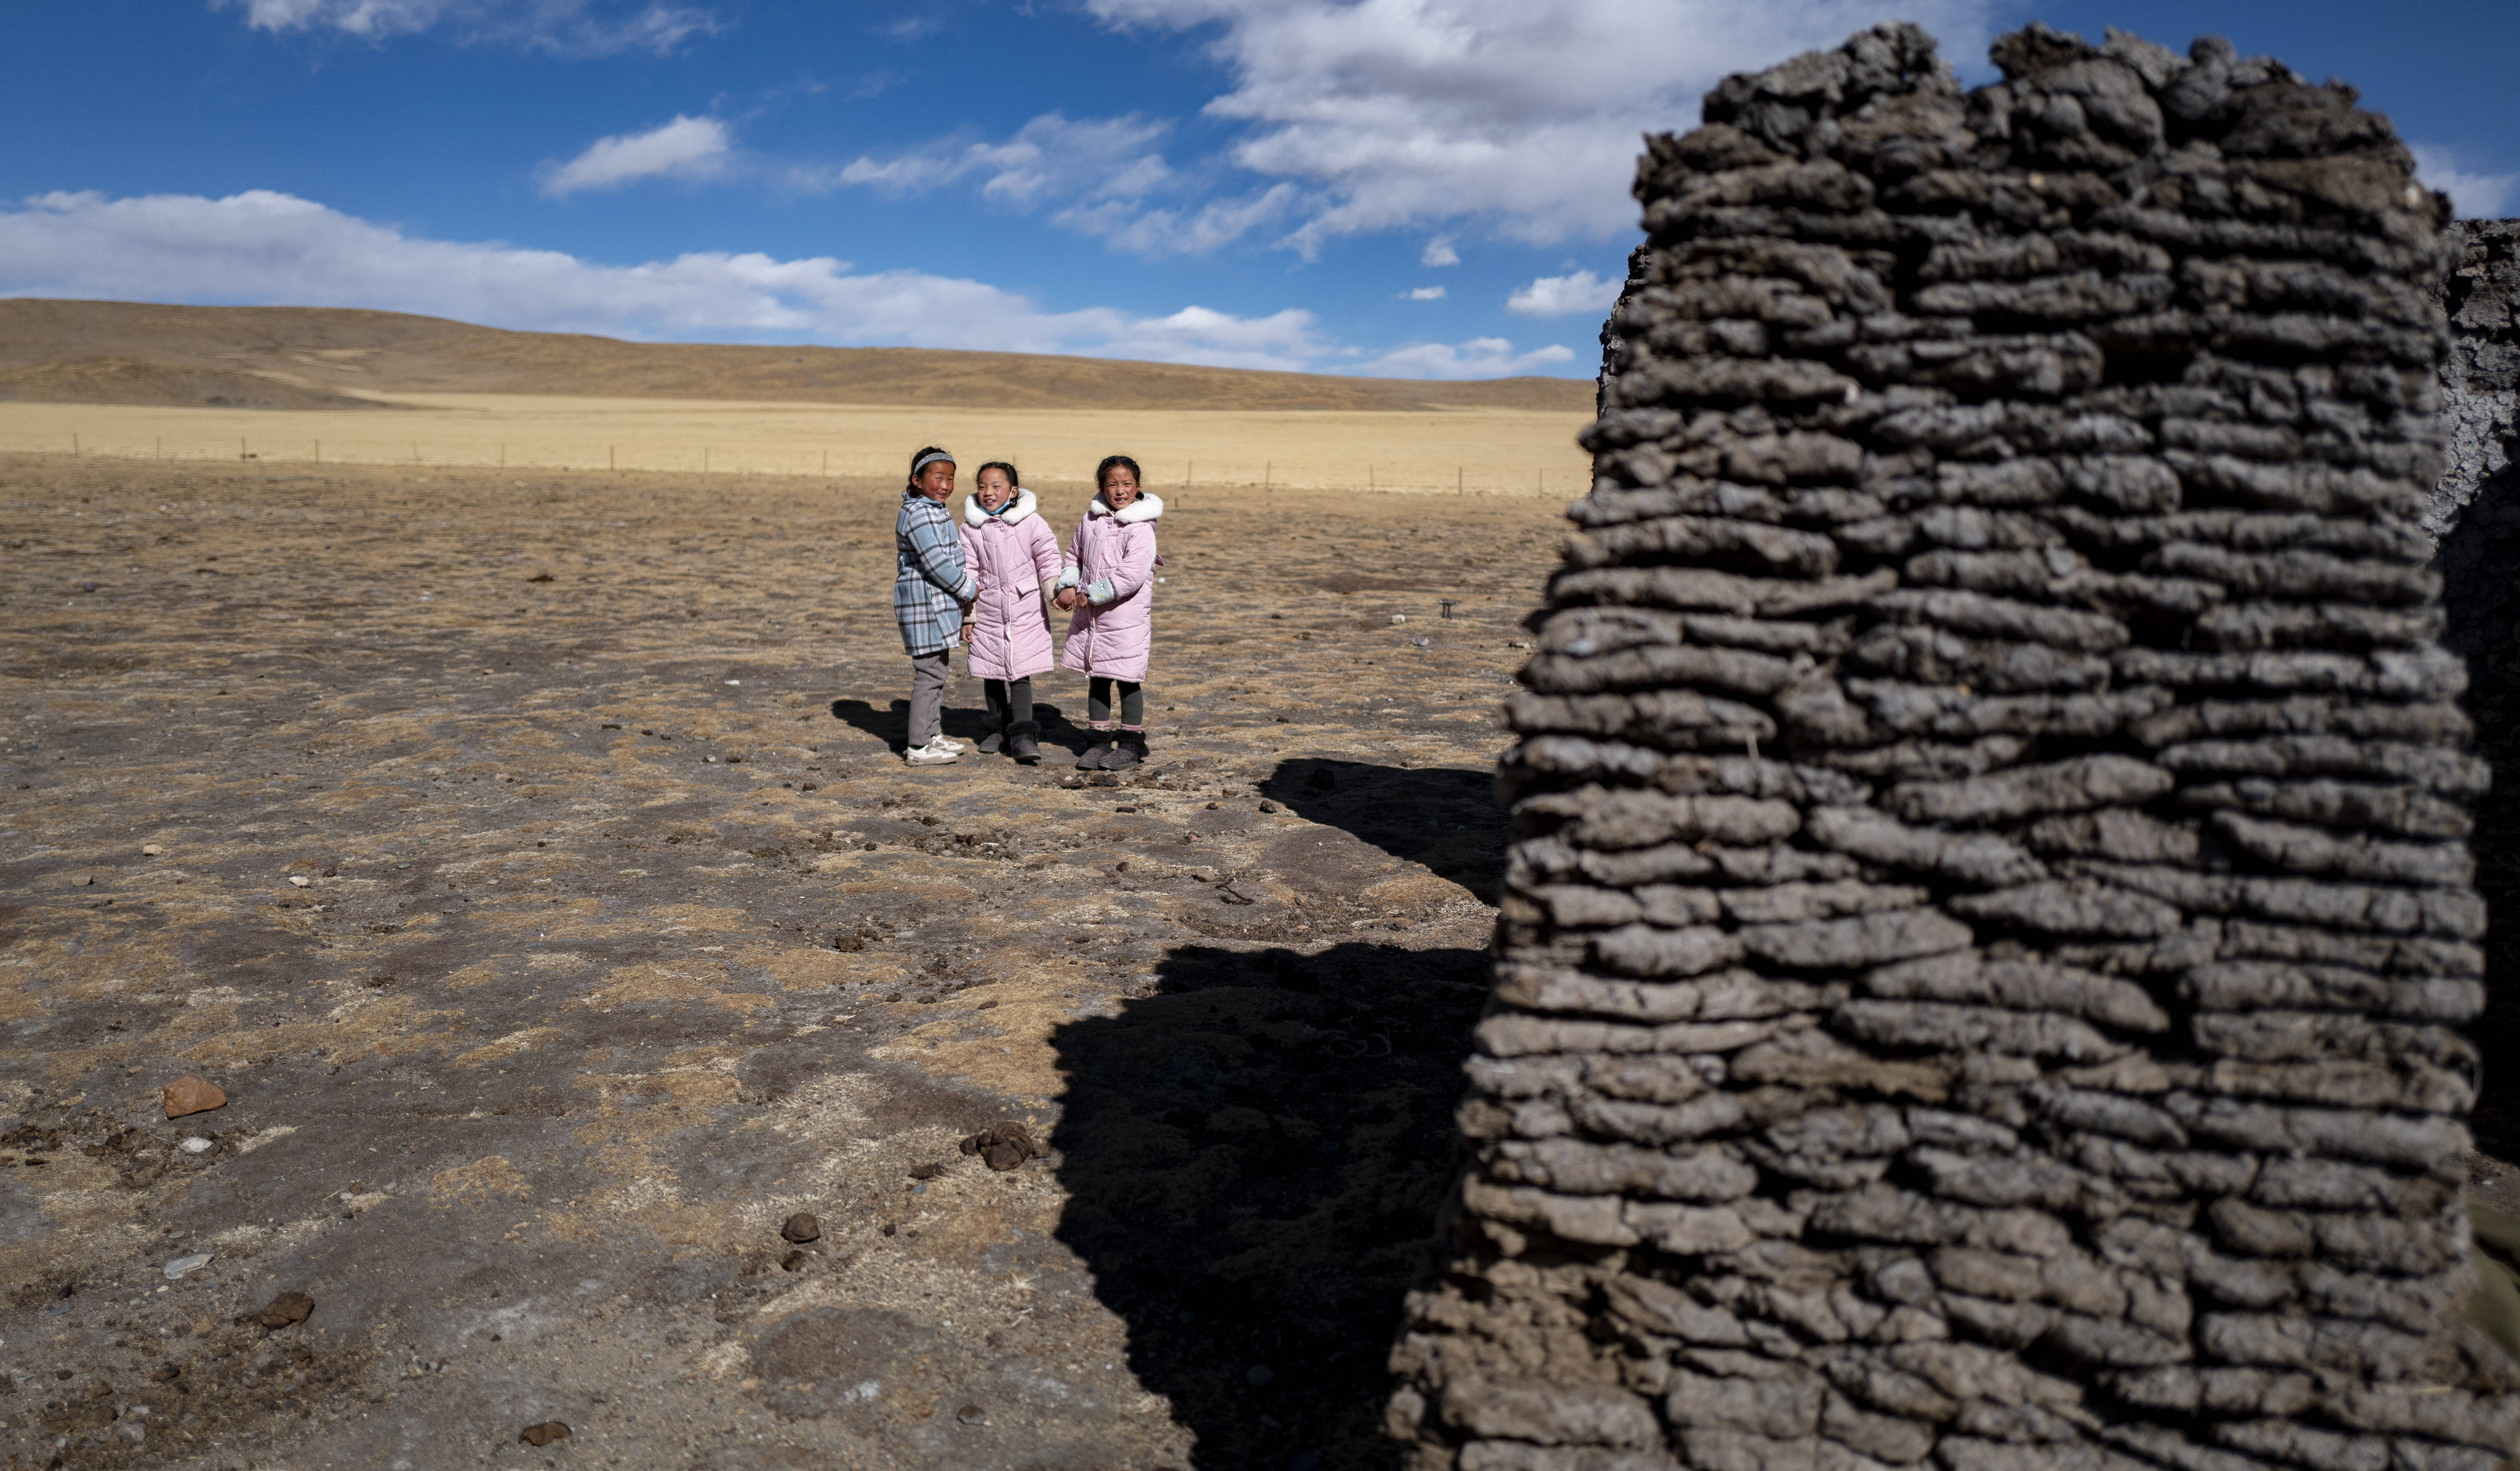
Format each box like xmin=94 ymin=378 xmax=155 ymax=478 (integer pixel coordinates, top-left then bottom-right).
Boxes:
xmin=982 ymin=676 xmax=1033 ymax=733
xmin=1088 ymin=677 xmax=1144 ymax=729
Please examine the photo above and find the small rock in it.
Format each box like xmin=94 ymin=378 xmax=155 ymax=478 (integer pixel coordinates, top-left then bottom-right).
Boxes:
xmin=1247 ymin=1364 xmax=1276 ymax=1387
xmin=288 ymin=876 xmax=311 ymax=888
xmin=1058 ymin=774 xmax=1085 ymax=789
xmin=260 ymin=1291 xmax=314 ymax=1327
xmin=781 ymin=1212 xmax=821 ymax=1244
xmin=143 ymin=844 xmax=163 ymax=857
xmin=1257 ymin=800 xmax=1279 ymax=814
xmin=520 ymin=1422 xmax=571 ymax=1446
xmin=908 ymin=1162 xmax=944 ymax=1181
xmin=959 ymin=1123 xmax=1040 ymax=1172
xmin=1411 ymin=636 xmax=1430 ymax=648
xmin=149 ymin=1364 xmax=181 ymax=1382
xmin=779 ymin=1250 xmax=806 ymax=1272
xmin=956 ymin=1403 xmax=987 ymax=1426
xmin=163 ymin=1253 xmax=213 ymax=1280
xmin=1389 ymin=614 xmax=1406 ymax=624
xmin=70 ymin=873 xmax=94 ymax=887
xmin=1087 ymin=772 xmax=1119 ymax=788
xmin=179 ymin=1136 xmax=214 ymax=1154
xmin=527 ymin=572 xmax=555 ymax=583
xmin=163 ymin=1076 xmax=226 ymax=1119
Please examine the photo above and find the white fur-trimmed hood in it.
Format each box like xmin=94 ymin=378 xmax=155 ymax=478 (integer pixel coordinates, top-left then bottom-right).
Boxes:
xmin=1086 ymin=490 xmax=1164 ymax=525
xmin=962 ymin=487 xmax=1038 ymax=527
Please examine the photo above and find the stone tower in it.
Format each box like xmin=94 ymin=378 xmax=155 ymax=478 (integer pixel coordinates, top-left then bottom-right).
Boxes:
xmin=1389 ymin=23 xmax=2520 ymax=1471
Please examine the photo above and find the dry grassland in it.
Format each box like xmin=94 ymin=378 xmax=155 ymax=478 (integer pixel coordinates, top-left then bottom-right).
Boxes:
xmin=0 ymin=451 xmax=1570 ymax=1470
xmin=0 ymin=393 xmax=1595 ymax=496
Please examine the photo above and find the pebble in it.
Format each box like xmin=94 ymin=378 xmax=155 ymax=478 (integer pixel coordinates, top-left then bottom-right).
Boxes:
xmin=781 ymin=1212 xmax=821 ymax=1243
xmin=179 ymin=1136 xmax=214 ymax=1154
xmin=779 ymin=1250 xmax=807 ymax=1272
xmin=957 ymin=1404 xmax=988 ymax=1425
xmin=1257 ymin=800 xmax=1280 ymax=814
xmin=1411 ymin=636 xmax=1431 ymax=647
xmin=70 ymin=873 xmax=94 ymax=887
xmin=261 ymin=1291 xmax=315 ymax=1327
xmin=163 ymin=1253 xmax=213 ymax=1280
xmin=289 ymin=876 xmax=311 ymax=888
xmin=520 ymin=1422 xmax=571 ymax=1446
xmin=162 ymin=1076 xmax=226 ymax=1118
xmin=1389 ymin=614 xmax=1407 ymax=624
xmin=143 ymin=844 xmax=163 ymax=856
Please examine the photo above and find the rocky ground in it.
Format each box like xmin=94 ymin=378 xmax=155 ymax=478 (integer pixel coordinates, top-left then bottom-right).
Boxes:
xmin=0 ymin=454 xmax=1555 ymax=1471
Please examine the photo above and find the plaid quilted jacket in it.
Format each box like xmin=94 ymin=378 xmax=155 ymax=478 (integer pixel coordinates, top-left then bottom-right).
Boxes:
xmin=894 ymin=489 xmax=977 ymax=656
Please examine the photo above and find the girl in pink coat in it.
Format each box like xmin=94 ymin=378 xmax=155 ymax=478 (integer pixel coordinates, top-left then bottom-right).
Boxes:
xmin=1053 ymin=454 xmax=1163 ymax=770
xmin=957 ymin=461 xmax=1064 ymax=764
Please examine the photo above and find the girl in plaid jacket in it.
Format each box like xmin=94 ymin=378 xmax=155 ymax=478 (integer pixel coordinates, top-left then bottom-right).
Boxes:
xmin=894 ymin=446 xmax=975 ymax=765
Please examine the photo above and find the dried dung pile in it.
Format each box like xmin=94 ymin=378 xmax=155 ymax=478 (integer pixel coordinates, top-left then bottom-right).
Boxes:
xmin=1392 ymin=22 xmax=2520 ymax=1471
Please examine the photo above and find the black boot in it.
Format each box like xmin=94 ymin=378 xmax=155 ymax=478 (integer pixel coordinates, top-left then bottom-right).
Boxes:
xmin=978 ymin=727 xmax=1005 ymax=755
xmin=1007 ymin=722 xmax=1041 ymax=764
xmin=1076 ymin=732 xmax=1114 ymax=769
xmin=1101 ymin=730 xmax=1146 ymax=770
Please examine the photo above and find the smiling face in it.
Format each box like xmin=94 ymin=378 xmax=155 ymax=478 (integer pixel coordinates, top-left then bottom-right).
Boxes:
xmin=914 ymin=461 xmax=956 ymax=502
xmin=1101 ymin=465 xmax=1140 ymax=509
xmin=974 ymin=466 xmax=1014 ymax=513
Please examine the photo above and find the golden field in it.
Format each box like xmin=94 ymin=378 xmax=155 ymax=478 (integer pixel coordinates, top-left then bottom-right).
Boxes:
xmin=0 ymin=391 xmax=1595 ymax=495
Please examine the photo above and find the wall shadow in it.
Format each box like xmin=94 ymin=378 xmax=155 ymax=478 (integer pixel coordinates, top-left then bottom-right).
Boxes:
xmin=2441 ymin=464 xmax=2520 ymax=1150
xmin=1049 ymin=941 xmax=1490 ymax=1471
xmin=1256 ymin=761 xmax=1506 ymax=904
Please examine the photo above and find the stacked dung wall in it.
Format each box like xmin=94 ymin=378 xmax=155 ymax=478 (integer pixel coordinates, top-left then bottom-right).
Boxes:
xmin=1389 ymin=23 xmax=2520 ymax=1471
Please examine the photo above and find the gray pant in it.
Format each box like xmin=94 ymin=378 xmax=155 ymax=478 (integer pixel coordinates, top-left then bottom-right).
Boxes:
xmin=906 ymin=652 xmax=950 ymax=747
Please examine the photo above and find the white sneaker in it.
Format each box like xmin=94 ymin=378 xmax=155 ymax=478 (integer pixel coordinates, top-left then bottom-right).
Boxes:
xmin=904 ymin=736 xmax=960 ymax=766
xmin=931 ymin=733 xmax=971 ymax=753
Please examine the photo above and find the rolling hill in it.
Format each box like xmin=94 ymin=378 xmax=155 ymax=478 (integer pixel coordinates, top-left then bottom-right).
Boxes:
xmin=0 ymin=299 xmax=1596 ymax=414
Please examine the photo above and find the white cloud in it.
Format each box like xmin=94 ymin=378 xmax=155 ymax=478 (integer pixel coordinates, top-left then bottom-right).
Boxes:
xmin=1507 ymin=268 xmax=1618 ymax=317
xmin=1055 ymin=185 xmax=1299 ymax=259
xmin=1404 ymin=285 xmax=1446 ymax=300
xmin=212 ymin=0 xmax=718 ymax=55
xmin=0 ymin=187 xmax=1535 ymax=375
xmin=1420 ymin=236 xmax=1460 ymax=267
xmin=1361 ymin=336 xmax=1575 ymax=379
xmin=541 ymin=116 xmax=732 ymax=196
xmin=825 ymin=113 xmax=1173 ymax=209
xmin=1086 ymin=0 xmax=1994 ymax=252
xmin=2413 ymin=143 xmax=2520 ymax=220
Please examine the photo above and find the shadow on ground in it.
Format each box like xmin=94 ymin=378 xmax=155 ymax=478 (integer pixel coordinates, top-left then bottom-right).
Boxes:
xmin=1258 ymin=760 xmax=1507 ymax=904
xmin=1048 ymin=941 xmax=1490 ymax=1471
xmin=828 ymin=696 xmax=1086 ymax=756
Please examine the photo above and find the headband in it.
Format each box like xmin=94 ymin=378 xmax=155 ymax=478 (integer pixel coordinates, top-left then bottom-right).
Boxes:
xmin=912 ymin=450 xmax=956 ymax=475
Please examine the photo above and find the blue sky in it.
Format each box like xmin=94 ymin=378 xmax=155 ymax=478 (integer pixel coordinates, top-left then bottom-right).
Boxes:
xmin=1 ymin=0 xmax=2512 ymax=379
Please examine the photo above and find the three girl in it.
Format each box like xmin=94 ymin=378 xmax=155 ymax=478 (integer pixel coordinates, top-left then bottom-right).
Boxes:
xmin=889 ymin=448 xmax=1163 ymax=771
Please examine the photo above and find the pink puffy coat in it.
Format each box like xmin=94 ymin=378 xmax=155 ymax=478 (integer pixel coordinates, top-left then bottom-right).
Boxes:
xmin=957 ymin=488 xmax=1064 ymax=682
xmin=1058 ymin=492 xmax=1163 ymax=682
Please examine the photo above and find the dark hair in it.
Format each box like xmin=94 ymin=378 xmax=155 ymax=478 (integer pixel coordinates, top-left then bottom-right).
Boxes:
xmin=1096 ymin=455 xmax=1143 ymax=492
xmin=976 ymin=461 xmax=1020 ymax=490
xmin=905 ymin=445 xmax=952 ymax=493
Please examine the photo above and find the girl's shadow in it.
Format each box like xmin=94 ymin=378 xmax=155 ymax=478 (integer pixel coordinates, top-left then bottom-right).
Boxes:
xmin=825 ymin=698 xmax=1082 ymax=755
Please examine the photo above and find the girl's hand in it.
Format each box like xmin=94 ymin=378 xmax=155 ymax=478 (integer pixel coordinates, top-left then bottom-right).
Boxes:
xmin=1054 ymin=590 xmax=1077 ymax=612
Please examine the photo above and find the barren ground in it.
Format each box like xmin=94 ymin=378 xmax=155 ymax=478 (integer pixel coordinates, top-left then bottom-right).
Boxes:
xmin=0 ymin=453 xmax=1561 ymax=1471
